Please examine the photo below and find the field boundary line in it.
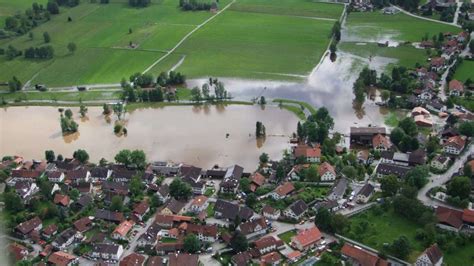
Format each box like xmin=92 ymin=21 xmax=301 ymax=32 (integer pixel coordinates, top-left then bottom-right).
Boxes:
xmin=390 ymin=4 xmax=462 ymax=28
xmin=142 ymin=0 xmax=236 ymax=74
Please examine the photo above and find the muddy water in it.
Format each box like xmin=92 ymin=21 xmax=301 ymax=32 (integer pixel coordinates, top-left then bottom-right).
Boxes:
xmin=187 ymin=52 xmax=394 ymax=133
xmin=0 ymin=105 xmax=297 ymax=169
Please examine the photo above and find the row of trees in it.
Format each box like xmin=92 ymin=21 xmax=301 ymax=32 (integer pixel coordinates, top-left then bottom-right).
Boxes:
xmin=4 ymin=32 xmax=52 ymax=61
xmin=128 ymin=0 xmax=151 ymax=7
xmin=190 ymin=80 xmax=229 ymax=102
xmin=60 ymin=108 xmax=79 ymax=134
xmin=128 ymin=71 xmax=186 ymax=89
xmin=24 ymin=45 xmax=54 ymax=59
xmin=179 ymin=0 xmax=214 ymax=11
xmin=4 ymin=3 xmax=53 ymax=34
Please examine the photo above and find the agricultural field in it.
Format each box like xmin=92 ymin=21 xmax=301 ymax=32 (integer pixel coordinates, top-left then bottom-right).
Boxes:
xmin=339 ymin=42 xmax=430 ymax=70
xmin=0 ymin=0 xmax=35 ymax=27
xmin=0 ymin=0 xmax=343 ymax=87
xmin=453 ymin=60 xmax=474 ymax=83
xmin=344 ymin=11 xmax=461 ymax=43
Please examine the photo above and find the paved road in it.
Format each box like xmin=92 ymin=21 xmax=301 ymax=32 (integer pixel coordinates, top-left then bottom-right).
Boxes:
xmin=390 ymin=4 xmax=462 ymax=28
xmin=417 ymin=144 xmax=473 ymax=209
xmin=122 ymin=211 xmax=159 ymax=258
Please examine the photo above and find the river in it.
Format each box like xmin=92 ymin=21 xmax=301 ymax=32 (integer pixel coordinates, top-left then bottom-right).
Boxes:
xmin=0 ymin=105 xmax=297 ymax=170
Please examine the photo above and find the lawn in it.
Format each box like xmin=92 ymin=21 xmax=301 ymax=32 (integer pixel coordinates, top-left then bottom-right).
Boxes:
xmin=2 ymin=90 xmax=122 ymax=102
xmin=339 ymin=43 xmax=429 ymax=70
xmin=453 ymin=60 xmax=474 ymax=83
xmin=273 ymin=98 xmax=318 ymax=115
xmin=277 ymin=229 xmax=297 ymax=244
xmin=1 ymin=0 xmax=341 ymax=87
xmin=294 ymin=186 xmax=329 ymax=203
xmin=345 ymin=208 xmax=424 ymax=262
xmin=204 ymin=188 xmax=215 ymax=197
xmin=206 ymin=202 xmax=215 ymax=217
xmin=279 ymin=104 xmax=307 ymax=120
xmin=444 ymin=242 xmax=474 ymax=266
xmin=344 ymin=11 xmax=461 ymax=43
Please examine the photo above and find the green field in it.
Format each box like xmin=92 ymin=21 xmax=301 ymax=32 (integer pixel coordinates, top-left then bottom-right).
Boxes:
xmin=2 ymin=90 xmax=122 ymax=102
xmin=339 ymin=42 xmax=429 ymax=69
xmin=453 ymin=60 xmax=474 ymax=83
xmin=0 ymin=0 xmax=342 ymax=86
xmin=277 ymin=229 xmax=297 ymax=244
xmin=344 ymin=11 xmax=461 ymax=43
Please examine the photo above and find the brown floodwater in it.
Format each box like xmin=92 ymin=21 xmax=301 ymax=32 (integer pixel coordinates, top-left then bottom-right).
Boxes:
xmin=0 ymin=105 xmax=298 ymax=170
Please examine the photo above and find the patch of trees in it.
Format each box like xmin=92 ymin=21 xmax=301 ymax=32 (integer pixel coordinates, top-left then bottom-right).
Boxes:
xmin=389 ymin=0 xmax=420 ymax=12
xmin=169 ymin=179 xmax=193 ymax=200
xmin=60 ymin=108 xmax=79 ymax=134
xmin=315 ymin=207 xmax=348 ymax=234
xmin=3 ymin=3 xmax=53 ymax=34
xmin=353 ymin=67 xmax=377 ymax=104
xmin=24 ymin=45 xmax=54 ymax=59
xmin=190 ymin=78 xmax=229 ymax=103
xmin=179 ymin=0 xmax=213 ymax=11
xmin=256 ymin=121 xmax=266 ymax=137
xmin=379 ymin=66 xmax=418 ymax=95
xmin=372 ymin=0 xmax=390 ymax=8
xmin=446 ymin=175 xmax=471 ymax=208
xmin=128 ymin=0 xmax=151 ymax=7
xmin=389 ymin=117 xmax=420 ymax=152
xmin=114 ymin=149 xmax=147 ymax=170
xmin=54 ymin=0 xmax=80 ymax=7
xmin=297 ymin=107 xmax=334 ymax=146
xmin=5 ymin=45 xmax=22 ymax=60
xmin=100 ymin=0 xmax=110 ymax=3
xmin=73 ymin=149 xmax=89 ymax=163
xmin=156 ymin=71 xmax=186 ymax=87
xmin=8 ymin=76 xmax=22 ymax=92
xmin=440 ymin=6 xmax=456 ymax=22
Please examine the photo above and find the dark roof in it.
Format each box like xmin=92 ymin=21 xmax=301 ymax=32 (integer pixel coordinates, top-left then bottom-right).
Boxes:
xmin=93 ymin=243 xmax=121 ymax=255
xmin=168 ymin=253 xmax=198 ymax=266
xmin=409 ymin=149 xmax=426 ymax=165
xmin=54 ymin=160 xmax=80 ymax=171
xmin=205 ymin=169 xmax=226 ymax=178
xmin=422 ymin=244 xmax=443 ymax=264
xmin=288 ymin=200 xmax=308 ymax=216
xmin=45 ymin=171 xmax=63 ymax=180
xmin=314 ymin=200 xmax=338 ymax=211
xmin=102 ymin=181 xmax=128 ymax=194
xmin=16 ymin=216 xmax=42 ymax=235
xmin=90 ymin=167 xmax=109 ymax=178
xmin=67 ymin=169 xmax=88 ymax=180
xmin=238 ymin=217 xmax=267 ymax=235
xmin=164 ymin=199 xmax=186 ymax=214
xmin=15 ymin=181 xmax=33 ymax=198
xmin=95 ymin=209 xmax=125 ymax=223
xmin=350 ymin=127 xmax=386 ymax=136
xmin=180 ymin=165 xmax=202 ymax=180
xmin=238 ymin=206 xmax=254 ymax=221
xmin=214 ymin=199 xmax=239 ymax=220
xmin=357 ymin=183 xmax=375 ymax=197
xmin=376 ymin=163 xmax=412 ymax=178
xmin=182 ymin=176 xmax=205 ymax=189
xmin=73 ymin=217 xmax=92 ymax=232
xmin=75 ymin=194 xmax=93 ymax=207
xmin=146 ymin=256 xmax=164 ymax=266
xmin=112 ymin=169 xmax=137 ymax=180
xmin=225 ymin=165 xmax=244 ymax=180
xmin=157 ymin=184 xmax=169 ymax=197
xmin=11 ymin=170 xmax=42 ymax=179
xmin=329 ymin=178 xmax=348 ymax=198
xmin=380 ymin=150 xmax=394 ymax=160
xmin=231 ymin=252 xmax=252 ymax=266
xmin=54 ymin=228 xmax=76 ymax=246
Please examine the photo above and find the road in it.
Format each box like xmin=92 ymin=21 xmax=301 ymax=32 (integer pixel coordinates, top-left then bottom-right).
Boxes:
xmin=122 ymin=211 xmax=159 ymax=258
xmin=390 ymin=4 xmax=462 ymax=28
xmin=417 ymin=144 xmax=473 ymax=209
xmin=142 ymin=0 xmax=236 ymax=74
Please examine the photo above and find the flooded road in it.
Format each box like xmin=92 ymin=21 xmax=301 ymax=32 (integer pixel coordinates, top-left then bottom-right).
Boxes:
xmin=0 ymin=105 xmax=297 ymax=169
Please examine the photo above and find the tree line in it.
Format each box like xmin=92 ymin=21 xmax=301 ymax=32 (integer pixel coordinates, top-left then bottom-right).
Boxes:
xmin=179 ymin=0 xmax=215 ymax=11
xmin=189 ymin=78 xmax=230 ymax=102
xmin=24 ymin=45 xmax=54 ymax=59
xmin=128 ymin=0 xmax=151 ymax=7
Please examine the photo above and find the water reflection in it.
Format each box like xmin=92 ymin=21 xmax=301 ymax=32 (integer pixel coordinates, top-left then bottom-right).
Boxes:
xmin=0 ymin=105 xmax=297 ymax=169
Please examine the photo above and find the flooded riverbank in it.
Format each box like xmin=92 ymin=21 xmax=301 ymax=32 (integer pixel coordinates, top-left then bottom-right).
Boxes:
xmin=0 ymin=105 xmax=297 ymax=169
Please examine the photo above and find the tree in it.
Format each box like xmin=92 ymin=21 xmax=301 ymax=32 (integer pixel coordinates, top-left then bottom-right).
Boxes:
xmin=79 ymin=105 xmax=88 ymax=117
xmin=110 ymin=195 xmax=123 ymax=211
xmin=169 ymin=179 xmax=192 ymax=200
xmin=245 ymin=193 xmax=257 ymax=208
xmin=459 ymin=121 xmax=474 ymax=137
xmin=319 ymin=253 xmax=341 ymax=265
xmin=191 ymin=86 xmax=202 ymax=102
xmin=28 ymin=32 xmax=34 ymax=40
xmin=130 ymin=175 xmax=144 ymax=197
xmin=47 ymin=1 xmax=59 ymax=14
xmin=130 ymin=150 xmax=147 ymax=170
xmin=342 ymin=165 xmax=357 ymax=179
xmin=115 ymin=149 xmax=132 ymax=165
xmin=69 ymin=188 xmax=80 ymax=201
xmin=45 ymin=150 xmax=55 ymax=162
xmin=447 ymin=176 xmax=471 ymax=199
xmin=8 ymin=76 xmax=22 ymax=92
xmin=380 ymin=175 xmax=400 ymax=197
xmin=259 ymin=96 xmax=266 ymax=105
xmin=184 ymin=234 xmax=201 ymax=253
xmin=315 ymin=208 xmax=332 ymax=232
xmin=73 ymin=149 xmax=89 ymax=163
xmin=239 ymin=178 xmax=251 ymax=193
xmin=381 ymin=90 xmax=390 ymax=103
xmin=67 ymin=42 xmax=77 ymax=53
xmin=256 ymin=121 xmax=266 ymax=137
xmin=399 ymin=117 xmax=417 ymax=136
xmin=230 ymin=232 xmax=248 ymax=252
xmin=390 ymin=236 xmax=411 ymax=259
xmin=4 ymin=192 xmax=23 ymax=212
xmin=64 ymin=109 xmax=73 ymax=119
xmin=390 ymin=127 xmax=405 ymax=146
xmin=43 ymin=32 xmax=51 ymax=43
xmin=259 ymin=153 xmax=269 ymax=165
xmin=406 ymin=166 xmax=429 ymax=190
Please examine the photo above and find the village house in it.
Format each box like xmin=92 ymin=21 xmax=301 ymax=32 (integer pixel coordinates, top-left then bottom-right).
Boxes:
xmin=189 ymin=195 xmax=209 ymax=213
xmin=318 ymin=162 xmax=336 ymax=181
xmin=73 ymin=217 xmax=92 ymax=233
xmin=350 ymin=127 xmax=386 ymax=146
xmin=415 ymin=244 xmax=443 ymax=266
xmin=220 ymin=165 xmax=244 ymax=194
xmin=136 ymin=223 xmax=161 ymax=248
xmin=231 ymin=251 xmax=253 ymax=266
xmin=45 ymin=171 xmax=65 ymax=183
xmin=426 ymin=99 xmax=447 ymax=113
xmin=286 ymin=251 xmax=303 ymax=263
xmin=181 ymin=223 xmax=218 ymax=242
xmin=52 ymin=228 xmax=78 ymax=250
xmin=9 ymin=243 xmax=29 ymax=262
xmin=9 ymin=170 xmax=42 ymax=185
xmin=254 ymin=236 xmax=284 ymax=255
xmin=327 ymin=177 xmax=348 ymax=201
xmin=283 ymin=200 xmax=308 ymax=220
xmin=155 ymin=214 xmax=174 ymax=228
xmin=356 ymin=183 xmax=375 ymax=203
xmin=161 ymin=198 xmax=186 ymax=215
xmin=155 ymin=242 xmax=184 ymax=255
xmin=260 ymin=251 xmax=282 ymax=265
xmin=14 ymin=181 xmax=38 ymax=202
xmin=249 ymin=172 xmax=265 ymax=192
xmin=449 ymin=79 xmax=464 ymax=96
xmin=357 ymin=150 xmax=370 ymax=165
xmin=436 ymin=206 xmax=463 ymax=232
xmin=269 ymin=182 xmax=295 ymax=200
xmin=133 ymin=200 xmax=150 ymax=221
xmin=112 ymin=220 xmax=135 ymax=240
xmin=15 ymin=216 xmax=42 ymax=239
xmin=168 ymin=253 xmax=199 ymax=266
xmin=156 ymin=184 xmax=170 ymax=202
xmin=430 ymin=57 xmax=446 ymax=72
xmin=48 ymin=251 xmax=78 ymax=266
xmin=372 ymin=134 xmax=392 ymax=151
xmin=89 ymin=166 xmax=112 ymax=182
xmin=288 ymin=164 xmax=311 ymax=181
xmin=91 ymin=243 xmax=124 ymax=261
xmin=291 ymin=226 xmax=322 ymax=251
xmin=237 ymin=217 xmax=268 ymax=239
xmin=262 ymin=205 xmax=281 ymax=220
xmin=72 ymin=194 xmax=92 ymax=211
xmin=341 ymin=243 xmax=388 ymax=266
xmin=145 ymin=256 xmax=164 ymax=266
xmin=42 ymin=224 xmax=58 ymax=239
xmin=293 ymin=144 xmax=321 ymax=163
xmin=54 ymin=193 xmax=70 ymax=207
xmin=375 ymin=163 xmax=412 ymax=178
xmin=443 ymin=136 xmax=466 ymax=155
xmin=463 ymin=209 xmax=474 ymax=229
xmin=150 ymin=161 xmax=181 ymax=176
xmin=66 ymin=169 xmax=90 ymax=184
xmin=431 ymin=155 xmax=450 ymax=170
xmin=313 ymin=200 xmax=340 ymax=213
xmin=120 ymin=253 xmax=146 ymax=266
xmin=94 ymin=209 xmax=125 ymax=224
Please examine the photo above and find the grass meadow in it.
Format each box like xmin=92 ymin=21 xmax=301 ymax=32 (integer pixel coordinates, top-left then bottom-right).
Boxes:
xmin=453 ymin=60 xmax=474 ymax=83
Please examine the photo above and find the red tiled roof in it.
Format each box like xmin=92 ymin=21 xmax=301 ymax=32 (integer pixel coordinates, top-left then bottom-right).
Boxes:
xmin=191 ymin=195 xmax=208 ymax=207
xmin=274 ymin=182 xmax=295 ymax=196
xmin=443 ymin=136 xmax=466 ymax=150
xmin=53 ymin=194 xmax=70 ymax=206
xmin=120 ymin=253 xmax=146 ymax=266
xmin=73 ymin=217 xmax=92 ymax=232
xmin=250 ymin=172 xmax=265 ymax=187
xmin=133 ymin=201 xmax=150 ymax=215
xmin=42 ymin=224 xmax=58 ymax=236
xmin=422 ymin=244 xmax=443 ymax=264
xmin=372 ymin=134 xmax=391 ymax=149
xmin=48 ymin=251 xmax=77 ymax=266
xmin=318 ymin=162 xmax=335 ymax=177
xmin=462 ymin=209 xmax=474 ymax=223
xmin=341 ymin=244 xmax=380 ymax=266
xmin=431 ymin=57 xmax=445 ymax=67
xmin=436 ymin=206 xmax=463 ymax=229
xmin=9 ymin=243 xmax=28 ymax=261
xmin=260 ymin=251 xmax=281 ymax=264
xmin=294 ymin=144 xmax=321 ymax=158
xmin=449 ymin=79 xmax=464 ymax=92
xmin=292 ymin=227 xmax=322 ymax=248
xmin=113 ymin=220 xmax=135 ymax=237
xmin=286 ymin=250 xmax=302 ymax=260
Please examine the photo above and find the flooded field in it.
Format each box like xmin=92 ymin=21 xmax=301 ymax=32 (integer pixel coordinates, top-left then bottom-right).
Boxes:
xmin=0 ymin=105 xmax=298 ymax=169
